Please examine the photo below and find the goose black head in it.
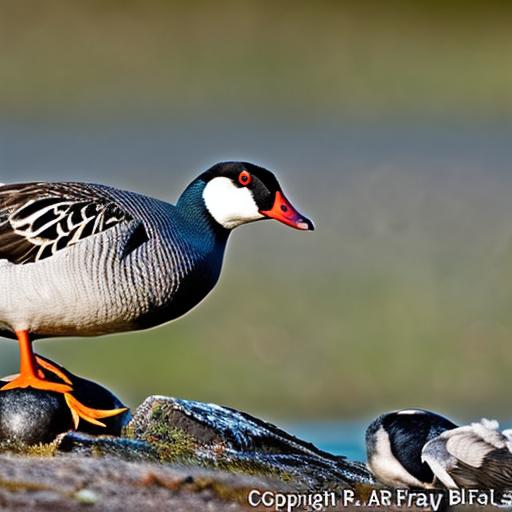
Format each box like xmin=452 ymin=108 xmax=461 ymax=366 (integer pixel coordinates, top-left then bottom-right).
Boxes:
xmin=198 ymin=161 xmax=314 ymax=231
xmin=366 ymin=409 xmax=458 ymax=488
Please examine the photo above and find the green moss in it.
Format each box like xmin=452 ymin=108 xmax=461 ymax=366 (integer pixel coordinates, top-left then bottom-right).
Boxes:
xmin=26 ymin=442 xmax=58 ymax=457
xmin=151 ymin=428 xmax=198 ymax=463
xmin=128 ymin=403 xmax=200 ymax=463
xmin=0 ymin=440 xmax=57 ymax=457
xmin=122 ymin=423 xmax=135 ymax=439
xmin=146 ymin=404 xmax=174 ymax=441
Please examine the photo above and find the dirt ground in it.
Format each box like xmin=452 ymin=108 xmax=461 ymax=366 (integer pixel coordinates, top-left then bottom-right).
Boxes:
xmin=0 ymin=453 xmax=283 ymax=511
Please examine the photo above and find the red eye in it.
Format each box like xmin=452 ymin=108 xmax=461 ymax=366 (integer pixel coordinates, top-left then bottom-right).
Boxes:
xmin=238 ymin=170 xmax=252 ymax=186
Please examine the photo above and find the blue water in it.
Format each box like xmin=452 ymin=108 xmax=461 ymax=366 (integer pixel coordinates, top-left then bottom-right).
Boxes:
xmin=285 ymin=421 xmax=368 ymax=462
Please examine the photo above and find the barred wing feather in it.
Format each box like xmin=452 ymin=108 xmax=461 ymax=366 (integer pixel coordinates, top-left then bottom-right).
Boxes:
xmin=0 ymin=182 xmax=136 ymax=264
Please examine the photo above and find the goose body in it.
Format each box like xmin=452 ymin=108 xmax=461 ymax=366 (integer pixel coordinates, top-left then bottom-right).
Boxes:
xmin=0 ymin=182 xmax=228 ymax=338
xmin=0 ymin=162 xmax=313 ymax=427
xmin=0 ymin=162 xmax=313 ymax=339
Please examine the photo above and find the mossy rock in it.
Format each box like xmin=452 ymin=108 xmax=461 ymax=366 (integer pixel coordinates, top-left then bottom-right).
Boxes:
xmin=120 ymin=395 xmax=374 ymax=490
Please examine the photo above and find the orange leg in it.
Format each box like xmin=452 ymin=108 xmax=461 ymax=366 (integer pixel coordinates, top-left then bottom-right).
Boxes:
xmin=1 ymin=330 xmax=72 ymax=393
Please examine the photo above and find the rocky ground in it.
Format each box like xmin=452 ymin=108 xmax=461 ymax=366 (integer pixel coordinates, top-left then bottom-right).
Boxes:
xmin=0 ymin=454 xmax=285 ymax=511
xmin=0 ymin=390 xmax=501 ymax=511
xmin=0 ymin=374 xmax=376 ymax=511
xmin=0 ymin=364 xmax=503 ymax=512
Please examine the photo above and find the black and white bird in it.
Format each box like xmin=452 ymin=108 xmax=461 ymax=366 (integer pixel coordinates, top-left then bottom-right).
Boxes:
xmin=366 ymin=409 xmax=458 ymax=488
xmin=0 ymin=161 xmax=314 ymax=426
xmin=367 ymin=409 xmax=512 ymax=491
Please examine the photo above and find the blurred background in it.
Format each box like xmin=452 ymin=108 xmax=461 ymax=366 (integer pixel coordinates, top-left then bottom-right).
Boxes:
xmin=1 ymin=0 xmax=512 ymax=459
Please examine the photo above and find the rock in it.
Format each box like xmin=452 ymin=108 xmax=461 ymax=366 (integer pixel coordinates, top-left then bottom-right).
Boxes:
xmin=0 ymin=387 xmax=71 ymax=445
xmin=58 ymin=395 xmax=375 ymax=491
xmin=57 ymin=430 xmax=159 ymax=462
xmin=0 ymin=357 xmax=130 ymax=444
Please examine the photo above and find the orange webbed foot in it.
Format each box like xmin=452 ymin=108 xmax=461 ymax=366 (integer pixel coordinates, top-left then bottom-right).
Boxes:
xmin=0 ymin=373 xmax=72 ymax=394
xmin=35 ymin=356 xmax=73 ymax=385
xmin=64 ymin=393 xmax=128 ymax=429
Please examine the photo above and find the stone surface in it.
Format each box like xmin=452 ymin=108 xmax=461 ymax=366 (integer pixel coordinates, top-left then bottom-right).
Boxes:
xmin=58 ymin=395 xmax=375 ymax=492
xmin=0 ymin=387 xmax=71 ymax=445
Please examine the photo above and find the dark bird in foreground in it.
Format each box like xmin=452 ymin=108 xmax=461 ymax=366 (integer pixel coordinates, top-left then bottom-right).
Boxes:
xmin=367 ymin=409 xmax=512 ymax=491
xmin=0 ymin=161 xmax=314 ymax=426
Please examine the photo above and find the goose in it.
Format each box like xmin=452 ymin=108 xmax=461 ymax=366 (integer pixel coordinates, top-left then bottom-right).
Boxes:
xmin=0 ymin=161 xmax=314 ymax=426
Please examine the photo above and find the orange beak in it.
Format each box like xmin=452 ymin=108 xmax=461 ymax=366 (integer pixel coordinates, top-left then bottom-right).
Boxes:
xmin=259 ymin=191 xmax=315 ymax=231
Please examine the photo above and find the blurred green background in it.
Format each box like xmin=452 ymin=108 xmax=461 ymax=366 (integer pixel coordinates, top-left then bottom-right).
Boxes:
xmin=1 ymin=1 xmax=512 ymax=429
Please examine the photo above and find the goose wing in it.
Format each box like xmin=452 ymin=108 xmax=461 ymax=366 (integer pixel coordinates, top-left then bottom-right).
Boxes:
xmin=422 ymin=420 xmax=512 ymax=489
xmin=0 ymin=182 xmax=146 ymax=264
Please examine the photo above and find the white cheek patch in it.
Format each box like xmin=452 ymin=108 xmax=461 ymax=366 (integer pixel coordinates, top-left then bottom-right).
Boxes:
xmin=203 ymin=177 xmax=264 ymax=229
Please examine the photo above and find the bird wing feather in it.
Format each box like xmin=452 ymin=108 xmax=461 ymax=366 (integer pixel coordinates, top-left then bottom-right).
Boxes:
xmin=449 ymin=449 xmax=512 ymax=489
xmin=423 ymin=423 xmax=512 ymax=490
xmin=0 ymin=182 xmax=144 ymax=264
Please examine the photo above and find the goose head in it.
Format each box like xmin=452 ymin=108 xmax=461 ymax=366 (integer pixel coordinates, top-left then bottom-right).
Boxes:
xmin=198 ymin=161 xmax=314 ymax=231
